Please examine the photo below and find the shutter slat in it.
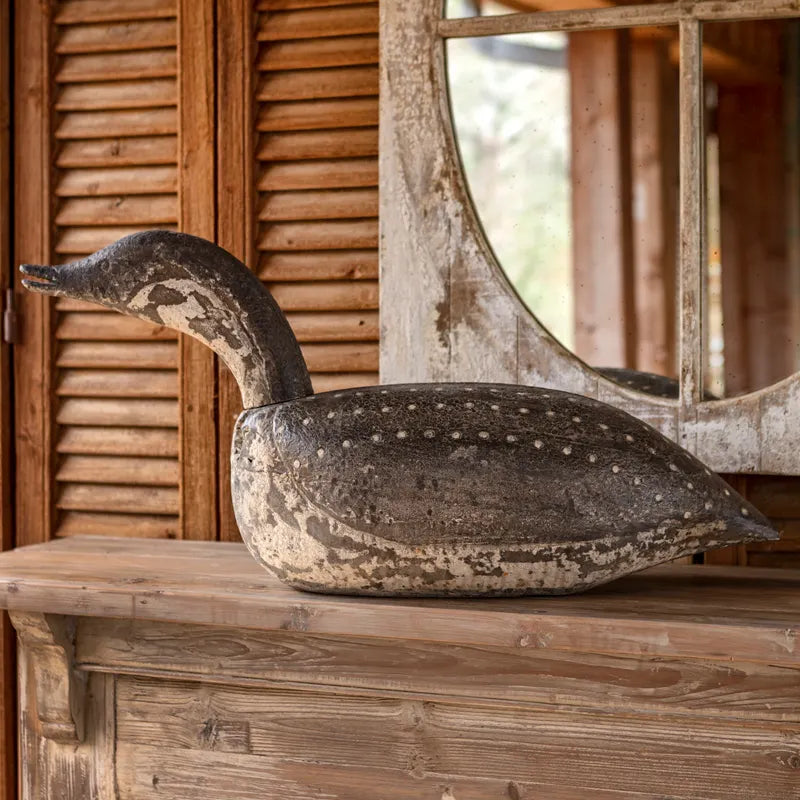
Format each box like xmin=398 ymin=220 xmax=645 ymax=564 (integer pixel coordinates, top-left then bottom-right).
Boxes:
xmin=57 ymin=427 xmax=178 ymax=457
xmin=259 ymin=250 xmax=378 ymax=281
xmin=55 ymin=224 xmax=177 ymax=254
xmin=55 ymin=0 xmax=177 ymax=25
xmin=269 ymin=279 xmax=378 ymax=311
xmin=56 ymin=78 xmax=177 ymax=110
xmin=57 ymin=136 xmax=177 ymax=168
xmin=257 ymin=128 xmax=377 ymax=160
xmin=257 ymin=0 xmax=363 ymax=9
xmin=57 ymin=455 xmax=179 ymax=486
xmin=258 ymin=219 xmax=378 ymax=250
xmin=57 ymin=483 xmax=179 ymax=514
xmin=57 ymin=313 xmax=175 ymax=342
xmin=57 ymin=398 xmax=179 ymax=427
xmin=57 ymin=369 xmax=178 ymax=398
xmin=56 ymin=108 xmax=178 ymax=139
xmin=257 ymin=97 xmax=377 ymax=132
xmin=57 ymin=511 xmax=179 ymax=539
xmin=312 ymin=372 xmax=379 ymax=393
xmin=257 ymin=66 xmax=378 ymax=102
xmin=258 ymin=158 xmax=377 ymax=191
xmin=56 ymin=166 xmax=177 ymax=196
xmin=56 ymin=20 xmax=177 ymax=54
xmin=257 ymin=35 xmax=378 ymax=71
xmin=57 ymin=341 xmax=177 ymax=369
xmin=56 ymin=49 xmax=177 ymax=82
xmin=256 ymin=6 xmax=378 ymax=41
xmin=285 ymin=311 xmax=379 ymax=342
xmin=56 ymin=195 xmax=177 ymax=225
xmin=259 ymin=188 xmax=377 ymax=221
xmin=301 ymin=342 xmax=378 ymax=372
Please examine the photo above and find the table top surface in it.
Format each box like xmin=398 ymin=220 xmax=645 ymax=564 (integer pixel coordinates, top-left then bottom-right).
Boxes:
xmin=0 ymin=537 xmax=798 ymax=663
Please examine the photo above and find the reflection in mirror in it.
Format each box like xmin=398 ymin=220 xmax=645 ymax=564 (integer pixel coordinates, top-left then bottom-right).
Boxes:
xmin=704 ymin=20 xmax=800 ymax=398
xmin=447 ymin=14 xmax=681 ymax=395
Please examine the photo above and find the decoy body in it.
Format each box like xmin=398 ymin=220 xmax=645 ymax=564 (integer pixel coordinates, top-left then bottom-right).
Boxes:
xmin=21 ymin=231 xmax=778 ymax=596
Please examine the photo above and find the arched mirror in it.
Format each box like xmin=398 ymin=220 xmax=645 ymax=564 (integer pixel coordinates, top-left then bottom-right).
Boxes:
xmin=381 ymin=1 xmax=800 ymax=474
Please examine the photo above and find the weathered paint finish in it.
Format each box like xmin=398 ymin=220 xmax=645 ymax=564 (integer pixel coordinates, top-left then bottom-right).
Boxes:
xmin=232 ymin=383 xmax=775 ymax=596
xmin=20 ymin=231 xmax=777 ymax=595
xmin=379 ymin=0 xmax=800 ymax=475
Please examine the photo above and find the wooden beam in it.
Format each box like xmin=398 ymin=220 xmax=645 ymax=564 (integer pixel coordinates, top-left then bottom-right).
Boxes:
xmin=216 ymin=0 xmax=254 ymax=542
xmin=630 ymin=39 xmax=678 ymax=377
xmin=178 ymin=0 xmax=219 ymax=540
xmin=570 ymin=30 xmax=635 ymax=368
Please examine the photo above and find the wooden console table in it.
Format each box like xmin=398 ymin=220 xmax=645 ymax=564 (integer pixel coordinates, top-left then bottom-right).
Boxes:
xmin=0 ymin=537 xmax=798 ymax=799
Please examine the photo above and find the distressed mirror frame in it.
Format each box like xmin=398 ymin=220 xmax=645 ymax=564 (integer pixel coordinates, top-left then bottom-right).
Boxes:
xmin=380 ymin=0 xmax=800 ymax=475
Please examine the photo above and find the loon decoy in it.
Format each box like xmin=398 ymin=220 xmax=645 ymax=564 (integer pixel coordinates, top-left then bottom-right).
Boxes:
xmin=21 ymin=231 xmax=778 ymax=597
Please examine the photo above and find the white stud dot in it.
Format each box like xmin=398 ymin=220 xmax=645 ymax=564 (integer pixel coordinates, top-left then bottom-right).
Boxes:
xmin=669 ymin=463 xmax=678 ymax=472
xmin=381 ymin=406 xmax=391 ymax=413
xmin=465 ymin=402 xmax=474 ymax=409
xmin=478 ymin=431 xmax=490 ymax=439
xmin=436 ymin=403 xmax=445 ymax=410
xmin=407 ymin=404 xmax=417 ymax=411
xmin=612 ymin=465 xmax=620 ymax=473
xmin=684 ymin=511 xmax=692 ymax=519
xmin=572 ymin=416 xmax=581 ymax=423
xmin=546 ymin=410 xmax=555 ymax=418
xmin=588 ymin=453 xmax=597 ymax=463
xmin=371 ymin=433 xmax=382 ymax=443
xmin=464 ymin=387 xmax=474 ymax=392
xmin=302 ymin=417 xmax=311 ymax=426
xmin=506 ymin=435 xmax=518 ymax=443
xmin=724 ymin=489 xmax=731 ymax=496
xmin=355 ymin=392 xmax=363 ymax=397
xmin=741 ymin=507 xmax=750 ymax=517
xmin=633 ymin=477 xmax=641 ymax=486
xmin=655 ymin=494 xmax=663 ymax=502
xmin=625 ymin=434 xmax=634 ymax=443
xmin=648 ymin=447 xmax=656 ymax=455
xmin=686 ymin=482 xmax=694 ymax=490
xmin=705 ymin=501 xmax=713 ymax=510
xmin=519 ymin=407 xmax=530 ymax=415
xmin=491 ymin=404 xmax=500 ymax=411
xmin=423 ymin=429 xmax=436 ymax=439
xmin=535 ymin=440 xmax=544 ymax=449
xmin=380 ymin=390 xmax=388 ymax=395
xmin=563 ymin=446 xmax=572 ymax=455
xmin=317 ymin=448 xmax=325 ymax=458
xmin=353 ymin=408 xmax=364 ymax=416
xmin=396 ymin=431 xmax=408 ymax=439
xmin=599 ymin=423 xmax=609 ymax=430
xmin=450 ymin=431 xmax=462 ymax=440
xmin=342 ymin=440 xmax=352 ymax=448
xmin=293 ymin=459 xmax=300 ymax=469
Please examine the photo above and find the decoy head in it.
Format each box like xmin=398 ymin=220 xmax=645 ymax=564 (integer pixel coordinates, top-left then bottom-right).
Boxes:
xmin=21 ymin=230 xmax=313 ymax=409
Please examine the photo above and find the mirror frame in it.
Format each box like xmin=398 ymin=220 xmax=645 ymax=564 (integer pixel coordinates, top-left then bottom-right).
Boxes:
xmin=379 ymin=0 xmax=800 ymax=474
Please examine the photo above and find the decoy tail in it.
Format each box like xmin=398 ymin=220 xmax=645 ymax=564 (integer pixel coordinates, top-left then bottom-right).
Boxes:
xmin=21 ymin=230 xmax=313 ymax=409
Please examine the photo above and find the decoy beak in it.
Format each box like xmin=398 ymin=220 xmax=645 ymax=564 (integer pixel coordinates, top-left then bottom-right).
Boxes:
xmin=20 ymin=264 xmax=63 ymax=295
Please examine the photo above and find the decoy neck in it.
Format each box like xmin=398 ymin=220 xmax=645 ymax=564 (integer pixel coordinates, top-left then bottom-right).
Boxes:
xmin=21 ymin=230 xmax=313 ymax=409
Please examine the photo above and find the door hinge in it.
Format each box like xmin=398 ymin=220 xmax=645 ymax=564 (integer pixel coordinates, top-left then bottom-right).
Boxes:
xmin=3 ymin=289 xmax=17 ymax=344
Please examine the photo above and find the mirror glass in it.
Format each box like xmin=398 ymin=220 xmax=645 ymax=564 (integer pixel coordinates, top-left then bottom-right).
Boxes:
xmin=447 ymin=11 xmax=682 ymax=396
xmin=703 ymin=19 xmax=800 ymax=398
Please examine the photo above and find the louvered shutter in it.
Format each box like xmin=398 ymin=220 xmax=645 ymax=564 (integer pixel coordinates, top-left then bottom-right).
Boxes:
xmin=15 ymin=0 xmax=216 ymax=544
xmin=255 ymin=0 xmax=380 ymax=393
xmin=215 ymin=0 xmax=380 ymax=538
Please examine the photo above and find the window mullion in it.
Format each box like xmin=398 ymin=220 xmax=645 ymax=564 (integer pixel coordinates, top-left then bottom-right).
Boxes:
xmin=678 ymin=17 xmax=705 ymax=409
